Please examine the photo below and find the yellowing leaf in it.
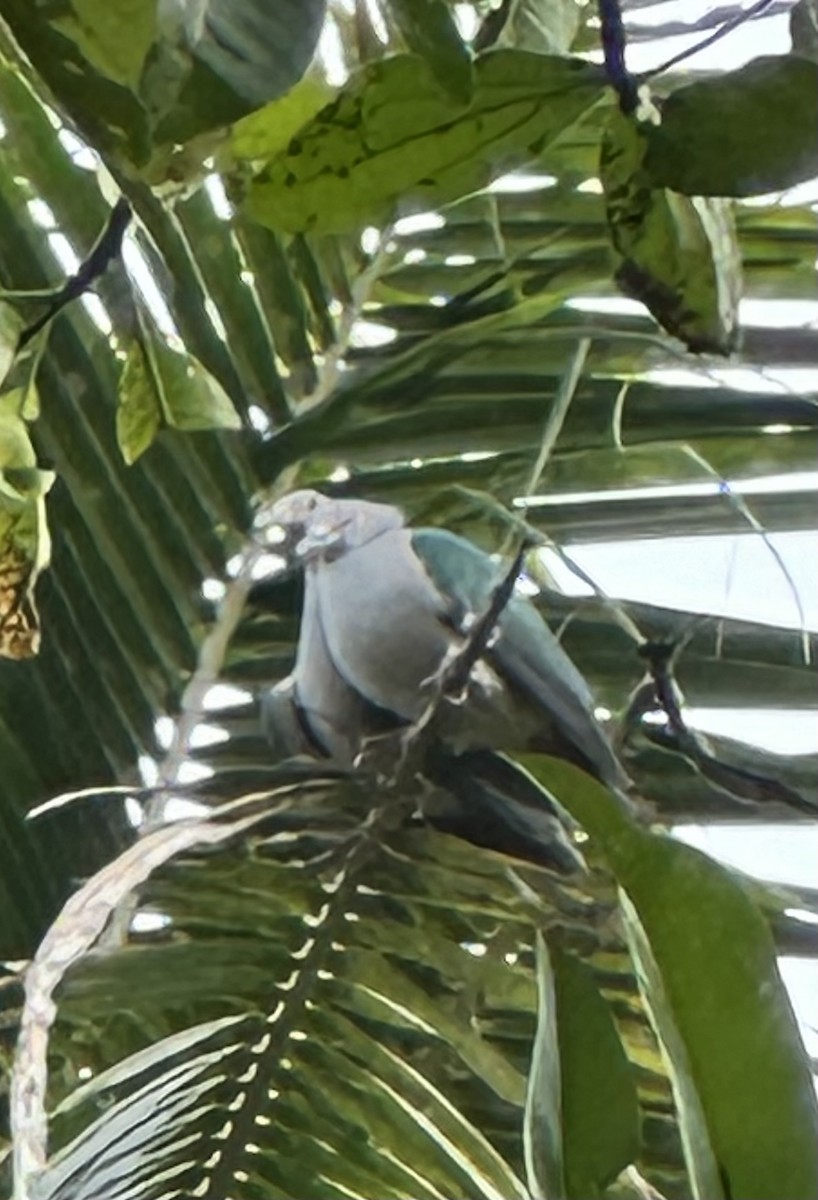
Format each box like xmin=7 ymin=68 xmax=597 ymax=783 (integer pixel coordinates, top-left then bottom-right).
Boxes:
xmin=117 ymin=335 xmax=241 ymax=464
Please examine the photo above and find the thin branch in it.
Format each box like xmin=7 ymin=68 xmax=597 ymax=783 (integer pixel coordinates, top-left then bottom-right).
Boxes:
xmin=378 ymin=538 xmax=534 ymax=782
xmin=597 ymin=0 xmax=640 ymax=113
xmin=297 ymin=225 xmax=395 ymax=416
xmin=17 ymin=198 xmax=131 ymax=350
xmin=636 ymin=639 xmax=817 ymax=815
xmin=523 ymin=338 xmax=591 ymax=499
xmin=643 ymin=0 xmax=779 ymax=80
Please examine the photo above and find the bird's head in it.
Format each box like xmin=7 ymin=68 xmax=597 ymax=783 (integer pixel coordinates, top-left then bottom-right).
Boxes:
xmin=255 ymin=489 xmax=404 ymax=563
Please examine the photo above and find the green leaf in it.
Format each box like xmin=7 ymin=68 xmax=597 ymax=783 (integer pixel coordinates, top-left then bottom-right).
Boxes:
xmin=645 ymin=57 xmax=818 ymax=197
xmin=228 ymin=76 xmax=338 ymax=165
xmin=0 ymin=407 xmax=53 ymax=658
xmin=524 ymin=933 xmax=565 ymax=1200
xmin=388 ymin=0 xmax=474 ymax=104
xmin=240 ymin=51 xmax=604 ymax=233
xmin=116 ymin=334 xmax=241 ymax=464
xmin=51 ymin=0 xmax=157 ymax=89
xmin=523 ymin=758 xmax=818 ymax=1200
xmin=553 ymin=946 xmax=640 ymax=1198
xmin=600 ymin=103 xmax=741 ymax=354
xmin=0 ymin=301 xmax=23 ymax=387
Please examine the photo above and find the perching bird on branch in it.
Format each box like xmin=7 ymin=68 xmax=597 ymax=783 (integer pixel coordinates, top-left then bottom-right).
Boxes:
xmin=257 ymin=489 xmax=632 ymax=872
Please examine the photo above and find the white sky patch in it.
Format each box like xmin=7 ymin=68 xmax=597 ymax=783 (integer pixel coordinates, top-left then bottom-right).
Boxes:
xmin=58 ymin=127 xmax=99 ymax=169
xmin=349 ymin=319 xmax=398 ymax=347
xmin=162 ymin=796 xmax=210 ymax=820
xmin=201 ymin=577 xmax=226 ymax=603
xmin=47 ymin=231 xmax=79 ymax=274
xmin=539 ymin=529 xmax=818 ymax=632
xmin=248 ymin=404 xmax=271 ymax=434
xmin=202 ymin=683 xmax=254 ymax=711
xmin=154 ymin=715 xmax=175 ymax=750
xmin=394 ymin=212 xmax=446 ymax=236
xmin=577 ymin=177 xmax=603 ymax=194
xmin=28 ymin=198 xmax=57 ymax=229
xmin=124 ymin=796 xmax=144 ymax=827
xmin=740 ymin=299 xmax=818 ymax=329
xmin=188 ymin=722 xmax=230 ymax=749
xmin=673 ymin=823 xmax=818 ymax=891
xmin=453 ymin=2 xmax=480 ymax=40
xmin=488 ymin=172 xmax=558 ymax=194
xmin=568 ymin=295 xmax=646 ymax=317
xmin=130 ymin=911 xmax=172 ymax=933
xmin=204 ymin=173 xmax=233 ymax=220
xmin=445 ymin=254 xmax=477 ymax=266
xmin=251 ymin=552 xmax=288 ymax=580
xmin=403 ymin=247 xmax=427 ymax=265
xmin=360 ymin=226 xmax=381 ymax=255
xmin=122 ymin=233 xmax=178 ymax=337
xmin=138 ymin=754 xmax=159 ymax=786
xmin=614 ymin=4 xmax=791 ymax=73
xmin=174 ymin=760 xmax=214 ymax=784
xmin=317 ymin=14 xmax=348 ymax=86
xmin=685 ymin=707 xmax=818 ymax=757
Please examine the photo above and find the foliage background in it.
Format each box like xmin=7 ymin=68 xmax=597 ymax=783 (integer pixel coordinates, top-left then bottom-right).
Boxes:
xmin=0 ymin=1 xmax=816 ymax=1198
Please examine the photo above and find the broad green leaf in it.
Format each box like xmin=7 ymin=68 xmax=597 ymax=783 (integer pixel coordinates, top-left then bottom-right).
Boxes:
xmin=388 ymin=0 xmax=474 ymax=104
xmin=524 ymin=758 xmax=818 ymax=1200
xmin=645 ymin=56 xmax=818 ymax=197
xmin=600 ymin=103 xmax=741 ymax=353
xmin=240 ymin=51 xmax=604 ymax=233
xmin=553 ymin=946 xmax=640 ymax=1198
xmin=524 ymin=933 xmax=565 ymax=1200
xmin=116 ymin=334 xmax=241 ymax=463
xmin=228 ymin=76 xmax=337 ymax=164
xmin=0 ymin=301 xmax=23 ymax=387
xmin=51 ymin=0 xmax=157 ymax=89
xmin=619 ymin=890 xmax=724 ymax=1200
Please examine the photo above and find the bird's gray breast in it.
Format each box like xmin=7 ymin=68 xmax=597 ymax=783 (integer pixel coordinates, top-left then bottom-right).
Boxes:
xmin=311 ymin=528 xmax=451 ymax=721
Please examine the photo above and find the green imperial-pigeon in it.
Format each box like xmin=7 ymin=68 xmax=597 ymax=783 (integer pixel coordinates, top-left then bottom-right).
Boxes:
xmin=258 ymin=489 xmax=631 ymax=871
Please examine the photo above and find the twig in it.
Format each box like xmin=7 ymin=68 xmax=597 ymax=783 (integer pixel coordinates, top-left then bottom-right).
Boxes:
xmin=523 ymin=338 xmax=591 ymax=500
xmin=597 ymin=0 xmax=640 ymax=113
xmin=635 ymin=639 xmax=817 ymax=814
xmin=642 ymin=0 xmax=778 ymax=81
xmin=297 ymin=225 xmax=395 ymax=416
xmin=379 ymin=537 xmax=534 ymax=782
xmin=17 ymin=198 xmax=131 ymax=350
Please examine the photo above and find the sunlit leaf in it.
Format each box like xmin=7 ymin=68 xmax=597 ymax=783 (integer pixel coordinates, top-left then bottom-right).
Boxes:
xmin=240 ymin=51 xmax=604 ymax=233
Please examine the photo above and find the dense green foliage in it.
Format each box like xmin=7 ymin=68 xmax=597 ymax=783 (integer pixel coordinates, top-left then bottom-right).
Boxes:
xmin=0 ymin=2 xmax=816 ymax=1198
